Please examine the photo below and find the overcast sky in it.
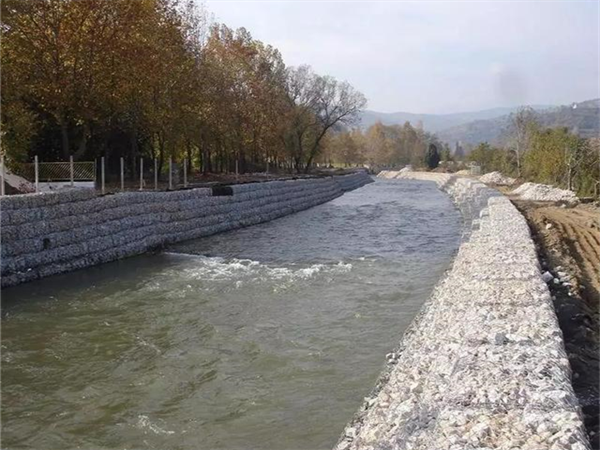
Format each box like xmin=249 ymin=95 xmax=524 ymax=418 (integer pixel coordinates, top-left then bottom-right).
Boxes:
xmin=205 ymin=1 xmax=599 ymax=114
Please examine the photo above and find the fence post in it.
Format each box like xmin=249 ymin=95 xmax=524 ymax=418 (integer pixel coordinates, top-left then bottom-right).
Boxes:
xmin=70 ymin=155 xmax=74 ymax=187
xmin=120 ymin=157 xmax=125 ymax=191
xmin=154 ymin=158 xmax=158 ymax=190
xmin=140 ymin=157 xmax=144 ymax=191
xmin=169 ymin=157 xmax=173 ymax=190
xmin=183 ymin=158 xmax=188 ymax=188
xmin=235 ymin=160 xmax=239 ymax=179
xmin=34 ymin=155 xmax=39 ymax=193
xmin=101 ymin=156 xmax=105 ymax=194
xmin=1 ymin=153 xmax=5 ymax=196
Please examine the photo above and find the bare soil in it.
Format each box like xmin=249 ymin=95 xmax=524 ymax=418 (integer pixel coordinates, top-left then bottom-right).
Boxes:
xmin=512 ymin=198 xmax=599 ymax=449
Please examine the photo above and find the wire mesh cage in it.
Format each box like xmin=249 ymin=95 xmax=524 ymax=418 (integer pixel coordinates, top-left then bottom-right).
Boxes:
xmin=12 ymin=161 xmax=96 ymax=182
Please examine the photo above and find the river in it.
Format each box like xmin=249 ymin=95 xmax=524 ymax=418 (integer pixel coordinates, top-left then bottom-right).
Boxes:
xmin=1 ymin=179 xmax=462 ymax=450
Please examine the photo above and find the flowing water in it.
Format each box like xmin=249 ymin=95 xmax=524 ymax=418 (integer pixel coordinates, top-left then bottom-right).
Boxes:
xmin=1 ymin=179 xmax=462 ymax=450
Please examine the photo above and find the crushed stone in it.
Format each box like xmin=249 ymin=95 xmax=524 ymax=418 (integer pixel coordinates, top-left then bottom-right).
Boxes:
xmin=336 ymin=173 xmax=590 ymax=450
xmin=480 ymin=171 xmax=517 ymax=186
xmin=512 ymin=182 xmax=579 ymax=204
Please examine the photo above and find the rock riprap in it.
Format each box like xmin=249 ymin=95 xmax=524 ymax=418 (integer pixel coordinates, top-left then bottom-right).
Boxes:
xmin=335 ymin=172 xmax=589 ymax=450
xmin=0 ymin=172 xmax=372 ymax=287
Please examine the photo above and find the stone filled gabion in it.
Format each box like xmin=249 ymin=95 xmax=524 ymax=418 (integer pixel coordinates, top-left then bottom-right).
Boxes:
xmin=0 ymin=172 xmax=373 ymax=287
xmin=336 ymin=173 xmax=590 ymax=450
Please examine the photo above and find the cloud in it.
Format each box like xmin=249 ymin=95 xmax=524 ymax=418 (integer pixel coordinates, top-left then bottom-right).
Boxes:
xmin=205 ymin=0 xmax=599 ymax=113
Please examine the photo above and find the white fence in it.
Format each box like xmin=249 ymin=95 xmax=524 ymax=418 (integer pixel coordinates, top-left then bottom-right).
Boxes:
xmin=1 ymin=156 xmax=190 ymax=195
xmin=1 ymin=157 xmax=96 ymax=195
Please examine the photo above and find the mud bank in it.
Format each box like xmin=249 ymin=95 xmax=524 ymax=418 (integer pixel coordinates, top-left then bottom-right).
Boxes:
xmin=336 ymin=172 xmax=590 ymax=450
xmin=0 ymin=172 xmax=372 ymax=287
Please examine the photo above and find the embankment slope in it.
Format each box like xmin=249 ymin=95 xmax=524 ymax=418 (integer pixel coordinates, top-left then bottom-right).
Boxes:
xmin=336 ymin=173 xmax=589 ymax=450
xmin=0 ymin=172 xmax=372 ymax=287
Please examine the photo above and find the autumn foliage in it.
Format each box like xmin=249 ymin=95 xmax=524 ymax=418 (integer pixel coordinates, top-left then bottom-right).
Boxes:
xmin=1 ymin=0 xmax=366 ymax=176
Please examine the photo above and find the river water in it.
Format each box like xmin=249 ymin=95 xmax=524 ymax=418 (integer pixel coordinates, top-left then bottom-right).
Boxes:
xmin=1 ymin=179 xmax=462 ymax=450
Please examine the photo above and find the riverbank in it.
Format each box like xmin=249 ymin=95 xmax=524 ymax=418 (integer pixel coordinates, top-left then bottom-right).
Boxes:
xmin=336 ymin=173 xmax=590 ymax=450
xmin=0 ymin=172 xmax=372 ymax=287
xmin=1 ymin=179 xmax=462 ymax=450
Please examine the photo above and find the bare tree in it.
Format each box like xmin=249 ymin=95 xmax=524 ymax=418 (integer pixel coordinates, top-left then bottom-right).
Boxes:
xmin=509 ymin=106 xmax=538 ymax=177
xmin=284 ymin=65 xmax=366 ymax=172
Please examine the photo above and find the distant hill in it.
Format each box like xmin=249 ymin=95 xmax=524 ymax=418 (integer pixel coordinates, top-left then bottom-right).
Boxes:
xmin=358 ymin=105 xmax=553 ymax=133
xmin=436 ymin=99 xmax=600 ymax=146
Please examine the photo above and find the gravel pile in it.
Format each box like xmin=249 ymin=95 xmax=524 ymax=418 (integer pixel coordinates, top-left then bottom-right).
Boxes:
xmin=378 ymin=171 xmax=454 ymax=185
xmin=377 ymin=167 xmax=413 ymax=179
xmin=376 ymin=170 xmax=395 ymax=179
xmin=337 ymin=173 xmax=589 ymax=450
xmin=512 ymin=182 xmax=579 ymax=204
xmin=479 ymin=171 xmax=516 ymax=186
xmin=0 ymin=163 xmax=36 ymax=193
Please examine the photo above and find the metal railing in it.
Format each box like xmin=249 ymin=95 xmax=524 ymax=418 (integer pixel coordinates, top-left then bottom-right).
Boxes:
xmin=105 ymin=157 xmax=189 ymax=193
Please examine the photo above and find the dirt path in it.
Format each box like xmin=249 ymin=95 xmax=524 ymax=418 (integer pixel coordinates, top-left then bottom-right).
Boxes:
xmin=512 ymin=199 xmax=599 ymax=449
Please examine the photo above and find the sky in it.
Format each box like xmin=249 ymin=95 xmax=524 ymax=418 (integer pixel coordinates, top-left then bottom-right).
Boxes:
xmin=204 ymin=0 xmax=599 ymax=114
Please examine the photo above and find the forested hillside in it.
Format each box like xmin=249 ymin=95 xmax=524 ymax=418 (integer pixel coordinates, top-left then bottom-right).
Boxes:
xmin=358 ymin=105 xmax=552 ymax=133
xmin=437 ymin=99 xmax=599 ymax=145
xmin=326 ymin=106 xmax=599 ymax=197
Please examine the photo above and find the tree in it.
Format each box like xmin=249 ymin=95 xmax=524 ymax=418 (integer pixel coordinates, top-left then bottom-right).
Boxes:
xmin=424 ymin=143 xmax=440 ymax=169
xmin=508 ymin=107 xmax=538 ymax=177
xmin=283 ymin=66 xmax=366 ymax=173
xmin=364 ymin=121 xmax=392 ymax=166
xmin=440 ymin=143 xmax=452 ymax=162
xmin=1 ymin=0 xmax=366 ymax=178
xmin=338 ymin=121 xmax=435 ymax=169
xmin=467 ymin=142 xmax=514 ymax=174
xmin=325 ymin=131 xmax=360 ymax=166
xmin=564 ymin=139 xmax=587 ymax=191
xmin=582 ymin=138 xmax=600 ymax=196
xmin=523 ymin=127 xmax=595 ymax=194
xmin=1 ymin=0 xmax=151 ymax=160
xmin=454 ymin=142 xmax=465 ymax=160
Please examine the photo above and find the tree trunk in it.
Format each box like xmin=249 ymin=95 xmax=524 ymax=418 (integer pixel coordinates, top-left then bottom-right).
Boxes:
xmin=157 ymin=134 xmax=165 ymax=181
xmin=294 ymin=156 xmax=302 ymax=174
xmin=74 ymin=121 xmax=89 ymax=160
xmin=59 ymin=115 xmax=70 ymax=159
xmin=129 ymin=125 xmax=139 ymax=180
xmin=515 ymin=139 xmax=522 ymax=178
xmin=186 ymin=144 xmax=192 ymax=175
xmin=205 ymin=148 xmax=212 ymax=173
xmin=304 ymin=155 xmax=315 ymax=174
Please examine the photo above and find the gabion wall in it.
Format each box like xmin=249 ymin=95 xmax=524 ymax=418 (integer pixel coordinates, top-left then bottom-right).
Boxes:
xmin=1 ymin=172 xmax=372 ymax=287
xmin=334 ymin=173 xmax=590 ymax=450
